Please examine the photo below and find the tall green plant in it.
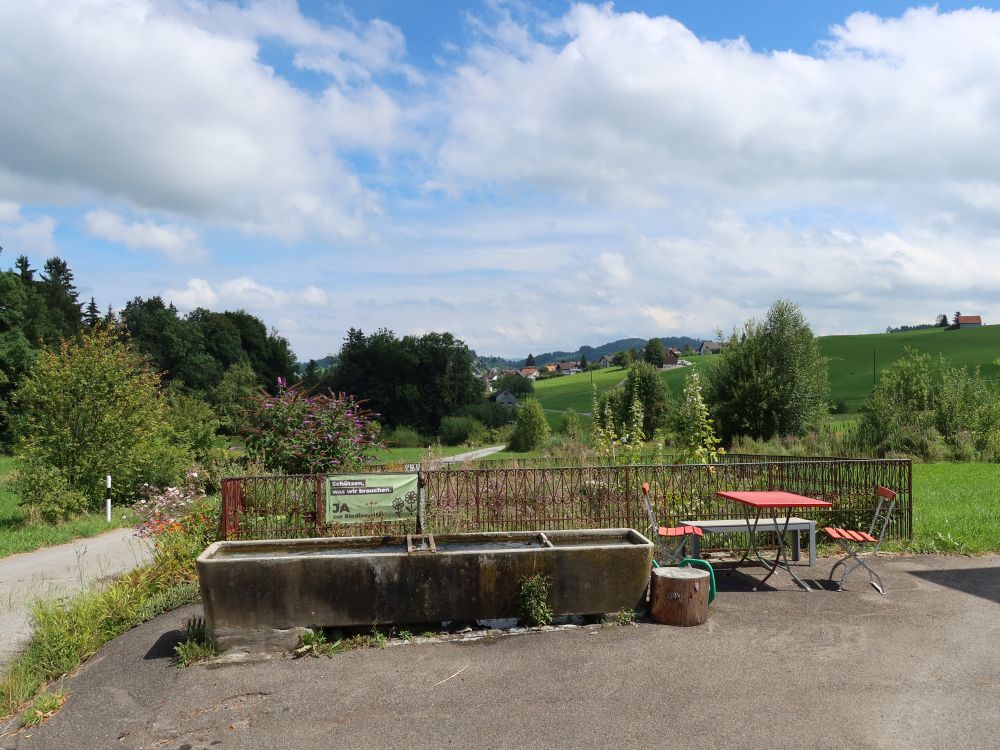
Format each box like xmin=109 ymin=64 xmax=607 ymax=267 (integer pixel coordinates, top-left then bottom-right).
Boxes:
xmin=13 ymin=327 xmax=187 ymax=508
xmin=674 ymin=371 xmax=723 ymax=464
xmin=591 ymin=389 xmax=645 ymax=464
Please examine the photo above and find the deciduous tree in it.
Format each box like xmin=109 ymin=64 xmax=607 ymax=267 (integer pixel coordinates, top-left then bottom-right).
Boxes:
xmin=644 ymin=337 xmax=665 ymax=368
xmin=705 ymin=299 xmax=829 ymax=443
xmin=13 ymin=327 xmax=188 ymax=507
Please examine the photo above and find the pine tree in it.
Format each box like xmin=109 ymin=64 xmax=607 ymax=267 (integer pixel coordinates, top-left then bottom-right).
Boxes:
xmin=579 ymin=353 xmax=588 ymax=370
xmin=84 ymin=297 xmax=101 ymax=327
xmin=14 ymin=255 xmax=34 ymax=283
xmin=36 ymin=256 xmax=82 ymax=342
xmin=525 ymin=353 xmax=535 ymax=366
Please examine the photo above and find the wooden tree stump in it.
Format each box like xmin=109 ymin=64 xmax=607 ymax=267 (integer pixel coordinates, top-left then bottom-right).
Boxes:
xmin=650 ymin=567 xmax=709 ymax=627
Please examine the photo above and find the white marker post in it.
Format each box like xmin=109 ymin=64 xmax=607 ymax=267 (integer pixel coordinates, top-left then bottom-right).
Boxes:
xmin=105 ymin=475 xmax=112 ymax=522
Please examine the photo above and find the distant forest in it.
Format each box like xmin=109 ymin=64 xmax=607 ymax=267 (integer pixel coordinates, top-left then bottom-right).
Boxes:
xmin=528 ymin=336 xmax=702 ymax=367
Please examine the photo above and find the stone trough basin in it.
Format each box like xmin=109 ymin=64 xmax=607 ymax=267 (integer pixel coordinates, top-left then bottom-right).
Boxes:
xmin=197 ymin=528 xmax=653 ymax=650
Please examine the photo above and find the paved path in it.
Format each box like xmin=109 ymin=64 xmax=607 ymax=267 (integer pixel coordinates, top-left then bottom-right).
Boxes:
xmin=0 ymin=530 xmax=152 ymax=670
xmin=4 ymin=554 xmax=997 ymax=749
xmin=440 ymin=445 xmax=505 ymax=463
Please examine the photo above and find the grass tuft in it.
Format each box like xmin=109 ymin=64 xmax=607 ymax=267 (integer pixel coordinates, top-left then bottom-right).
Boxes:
xmin=602 ymin=609 xmax=637 ymax=628
xmin=518 ymin=574 xmax=553 ymax=627
xmin=19 ymin=690 xmax=67 ymax=728
xmin=174 ymin=617 xmax=215 ymax=667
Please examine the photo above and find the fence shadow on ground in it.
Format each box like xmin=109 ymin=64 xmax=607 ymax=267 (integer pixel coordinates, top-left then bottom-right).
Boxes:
xmin=908 ymin=567 xmax=1000 ymax=604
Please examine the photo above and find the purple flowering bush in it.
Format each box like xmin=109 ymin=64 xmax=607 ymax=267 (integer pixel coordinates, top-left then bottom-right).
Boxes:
xmin=244 ymin=383 xmax=382 ymax=474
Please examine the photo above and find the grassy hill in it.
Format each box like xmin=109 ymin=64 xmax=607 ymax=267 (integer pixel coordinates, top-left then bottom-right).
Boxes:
xmin=531 ymin=367 xmax=627 ymax=414
xmin=533 ymin=325 xmax=1000 ymax=416
xmin=820 ymin=325 xmax=1000 ymax=411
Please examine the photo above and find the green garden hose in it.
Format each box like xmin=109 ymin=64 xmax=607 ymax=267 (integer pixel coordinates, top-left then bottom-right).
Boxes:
xmin=678 ymin=558 xmax=716 ymax=604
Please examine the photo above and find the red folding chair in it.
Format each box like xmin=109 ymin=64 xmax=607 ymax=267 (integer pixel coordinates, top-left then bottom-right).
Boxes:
xmin=825 ymin=486 xmax=897 ymax=594
xmin=641 ymin=482 xmax=703 ymax=565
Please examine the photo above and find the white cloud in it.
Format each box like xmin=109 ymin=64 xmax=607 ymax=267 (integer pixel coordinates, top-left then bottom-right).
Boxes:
xmin=0 ymin=1 xmax=403 ymax=240
xmin=164 ymin=276 xmax=329 ymax=312
xmin=85 ymin=209 xmax=207 ymax=262
xmin=163 ymin=278 xmax=218 ymax=309
xmin=434 ymin=4 xmax=1000 ymax=222
xmin=0 ymin=201 xmax=20 ymax=223
xmin=0 ymin=201 xmax=56 ymax=254
xmin=597 ymin=252 xmax=631 ymax=286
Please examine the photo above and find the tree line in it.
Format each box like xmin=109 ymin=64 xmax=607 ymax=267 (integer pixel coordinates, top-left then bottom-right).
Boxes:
xmin=1 ymin=248 xmax=298 ymax=447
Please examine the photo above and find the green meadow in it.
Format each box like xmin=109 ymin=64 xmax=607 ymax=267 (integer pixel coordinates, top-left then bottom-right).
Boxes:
xmin=820 ymin=324 xmax=1000 ymax=411
xmin=534 ymin=325 xmax=1000 ymax=416
xmin=0 ymin=456 xmax=120 ymax=559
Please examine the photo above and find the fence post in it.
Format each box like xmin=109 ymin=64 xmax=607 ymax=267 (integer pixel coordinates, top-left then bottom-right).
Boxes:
xmin=315 ymin=475 xmax=324 ymax=536
xmin=220 ymin=478 xmax=235 ymax=540
xmin=625 ymin=465 xmax=632 ymax=529
xmin=417 ymin=472 xmax=425 ymax=535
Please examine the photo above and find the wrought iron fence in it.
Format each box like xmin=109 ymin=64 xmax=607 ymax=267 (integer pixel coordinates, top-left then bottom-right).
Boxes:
xmin=220 ymin=457 xmax=912 ymax=544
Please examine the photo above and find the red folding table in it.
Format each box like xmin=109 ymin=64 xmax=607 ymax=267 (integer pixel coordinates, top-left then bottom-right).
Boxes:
xmin=715 ymin=490 xmax=833 ymax=591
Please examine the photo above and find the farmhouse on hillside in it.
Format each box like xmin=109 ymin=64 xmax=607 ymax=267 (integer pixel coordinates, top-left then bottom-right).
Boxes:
xmin=519 ymin=366 xmax=539 ymax=379
xmin=597 ymin=354 xmax=614 ymax=368
xmin=699 ymin=341 xmax=723 ymax=356
xmin=664 ymin=348 xmax=680 ymax=366
xmin=494 ymin=390 xmax=518 ymax=407
xmin=957 ymin=315 xmax=983 ymax=328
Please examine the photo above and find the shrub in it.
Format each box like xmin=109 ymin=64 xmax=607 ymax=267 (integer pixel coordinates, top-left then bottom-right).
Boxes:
xmin=560 ymin=409 xmax=582 ymax=441
xmin=244 ymin=383 xmax=381 ymax=474
xmin=382 ymin=426 xmax=428 ymax=448
xmin=11 ymin=461 xmax=88 ymax=523
xmin=518 ymin=574 xmax=553 ymax=627
xmin=439 ymin=416 xmax=483 ymax=446
xmin=458 ymin=401 xmax=516 ymax=428
xmin=853 ymin=348 xmax=1000 ymax=460
xmin=12 ymin=327 xmax=186 ymax=508
xmin=164 ymin=389 xmax=224 ymax=466
xmin=591 ymin=391 xmax=645 ymax=464
xmin=508 ymin=399 xmax=550 ymax=452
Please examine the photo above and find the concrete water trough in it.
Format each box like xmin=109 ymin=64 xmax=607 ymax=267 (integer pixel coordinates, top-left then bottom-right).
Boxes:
xmin=197 ymin=528 xmax=653 ymax=650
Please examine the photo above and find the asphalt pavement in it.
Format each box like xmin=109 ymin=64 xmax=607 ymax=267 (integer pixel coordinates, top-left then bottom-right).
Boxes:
xmin=3 ymin=553 xmax=998 ymax=749
xmin=0 ymin=530 xmax=152 ymax=669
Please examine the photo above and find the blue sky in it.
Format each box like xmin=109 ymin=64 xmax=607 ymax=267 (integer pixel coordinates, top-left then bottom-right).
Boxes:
xmin=3 ymin=1 xmax=1000 ymax=359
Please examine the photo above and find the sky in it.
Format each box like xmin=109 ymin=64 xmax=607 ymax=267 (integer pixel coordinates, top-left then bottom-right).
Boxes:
xmin=3 ymin=1 xmax=1000 ymax=360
